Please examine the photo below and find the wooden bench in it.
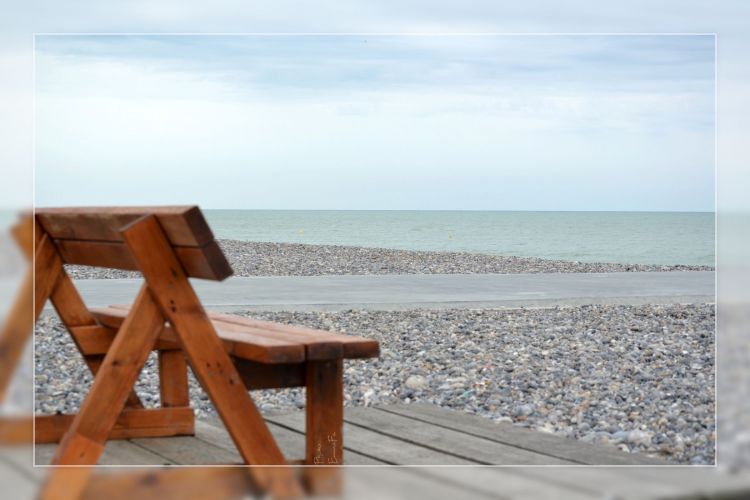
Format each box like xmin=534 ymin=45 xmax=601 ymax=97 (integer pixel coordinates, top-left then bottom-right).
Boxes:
xmin=0 ymin=206 xmax=379 ymax=498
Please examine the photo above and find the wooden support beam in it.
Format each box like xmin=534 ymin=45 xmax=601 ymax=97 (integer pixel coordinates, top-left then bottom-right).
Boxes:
xmin=35 ymin=407 xmax=195 ymax=444
xmin=158 ymin=351 xmax=190 ymax=408
xmin=40 ymin=468 xmax=94 ymax=500
xmin=121 ymin=215 xmax=302 ymax=497
xmin=0 ymin=416 xmax=32 ymax=444
xmin=0 ymin=266 xmax=33 ymax=404
xmin=34 ymin=234 xmax=63 ymax=321
xmin=305 ymin=359 xmax=343 ymax=495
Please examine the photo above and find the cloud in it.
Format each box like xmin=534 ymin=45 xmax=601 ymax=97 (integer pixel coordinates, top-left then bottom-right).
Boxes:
xmin=33 ymin=34 xmax=715 ymax=210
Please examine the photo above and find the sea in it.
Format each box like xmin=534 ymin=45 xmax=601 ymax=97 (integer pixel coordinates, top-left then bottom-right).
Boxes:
xmin=201 ymin=210 xmax=716 ymax=267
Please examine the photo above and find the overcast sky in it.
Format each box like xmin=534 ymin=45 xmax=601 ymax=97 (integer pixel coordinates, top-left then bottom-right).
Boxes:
xmin=34 ymin=34 xmax=715 ymax=211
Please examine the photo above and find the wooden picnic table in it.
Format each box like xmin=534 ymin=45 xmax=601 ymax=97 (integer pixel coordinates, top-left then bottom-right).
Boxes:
xmin=0 ymin=206 xmax=380 ymax=498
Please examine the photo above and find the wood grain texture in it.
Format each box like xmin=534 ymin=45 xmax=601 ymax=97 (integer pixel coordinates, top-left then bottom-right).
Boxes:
xmin=211 ymin=312 xmax=380 ymax=359
xmin=94 ymin=306 xmax=305 ymax=363
xmin=0 ymin=265 xmax=33 ymax=403
xmin=304 ymin=359 xmax=343 ymax=495
xmin=158 ymin=350 xmax=190 ymax=408
xmin=36 ymin=206 xmax=214 ymax=246
xmin=376 ymin=404 xmax=667 ymax=465
xmin=344 ymin=407 xmax=571 ymax=465
xmin=35 ymin=407 xmax=195 ymax=444
xmin=50 ymin=285 xmax=165 ymax=465
xmin=121 ymin=215 xmax=302 ymax=496
xmin=214 ymin=316 xmax=342 ymax=361
xmin=33 ymin=234 xmax=63 ymax=321
xmin=101 ymin=307 xmax=378 ymax=362
xmin=55 ymin=239 xmax=233 ymax=281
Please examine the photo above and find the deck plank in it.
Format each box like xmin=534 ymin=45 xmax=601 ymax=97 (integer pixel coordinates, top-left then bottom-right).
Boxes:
xmin=2 ymin=404 xmax=748 ymax=499
xmin=612 ymin=468 xmax=750 ymax=499
xmin=508 ymin=468 xmax=686 ymax=500
xmin=377 ymin=404 xmax=665 ymax=465
xmin=35 ymin=440 xmax=174 ymax=465
xmin=345 ymin=407 xmax=572 ymax=465
xmin=265 ymin=410 xmax=475 ymax=465
xmin=411 ymin=467 xmax=600 ymax=500
xmin=196 ymin=418 xmax=384 ymax=465
xmin=129 ymin=435 xmax=239 ymax=465
xmin=343 ymin=467 xmax=496 ymax=500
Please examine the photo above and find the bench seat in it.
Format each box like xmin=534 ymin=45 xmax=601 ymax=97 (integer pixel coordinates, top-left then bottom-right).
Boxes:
xmin=91 ymin=305 xmax=380 ymax=364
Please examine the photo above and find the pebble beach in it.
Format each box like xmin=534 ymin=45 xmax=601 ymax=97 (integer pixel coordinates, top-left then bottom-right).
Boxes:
xmin=64 ymin=239 xmax=713 ymax=279
xmin=32 ymin=241 xmax=716 ymax=465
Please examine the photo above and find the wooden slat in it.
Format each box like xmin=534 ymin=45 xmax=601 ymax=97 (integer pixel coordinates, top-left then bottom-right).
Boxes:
xmin=103 ymin=306 xmax=377 ymax=361
xmin=36 ymin=206 xmax=214 ymax=246
xmin=343 ymin=407 xmax=572 ymax=465
xmin=344 ymin=468 xmax=499 ymax=500
xmin=34 ymin=407 xmax=195 ymax=444
xmin=121 ymin=215 xmax=302 ymax=497
xmin=504 ymin=468 xmax=684 ymax=500
xmin=417 ymin=467 xmax=600 ymax=500
xmin=93 ymin=306 xmax=306 ymax=364
xmin=376 ymin=404 xmax=666 ymax=466
xmin=54 ymin=239 xmax=233 ymax=281
xmin=210 ymin=312 xmax=380 ymax=359
xmin=216 ymin=325 xmax=306 ymax=363
xmin=130 ymin=436 xmax=242 ymax=465
xmin=197 ymin=418 xmax=385 ymax=465
xmin=265 ymin=411 xmax=475 ymax=465
xmin=215 ymin=319 xmax=340 ymax=361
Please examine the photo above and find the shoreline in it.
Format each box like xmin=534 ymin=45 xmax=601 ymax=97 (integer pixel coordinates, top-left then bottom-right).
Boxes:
xmin=29 ymin=240 xmax=715 ymax=465
xmin=65 ymin=239 xmax=714 ymax=279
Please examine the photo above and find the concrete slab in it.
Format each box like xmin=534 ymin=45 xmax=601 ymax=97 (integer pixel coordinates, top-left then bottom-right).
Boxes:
xmin=54 ymin=271 xmax=714 ymax=311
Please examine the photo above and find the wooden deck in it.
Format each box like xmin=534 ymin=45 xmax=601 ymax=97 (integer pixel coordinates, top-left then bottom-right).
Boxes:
xmin=2 ymin=404 xmax=748 ymax=499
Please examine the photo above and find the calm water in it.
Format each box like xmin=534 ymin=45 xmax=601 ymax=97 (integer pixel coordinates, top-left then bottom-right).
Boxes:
xmin=204 ymin=210 xmax=715 ymax=266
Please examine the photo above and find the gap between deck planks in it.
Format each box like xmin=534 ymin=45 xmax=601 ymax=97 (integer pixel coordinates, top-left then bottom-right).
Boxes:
xmin=374 ymin=404 xmax=665 ymax=465
xmin=34 ymin=403 xmax=667 ymax=467
xmin=28 ymin=405 xmax=749 ymax=500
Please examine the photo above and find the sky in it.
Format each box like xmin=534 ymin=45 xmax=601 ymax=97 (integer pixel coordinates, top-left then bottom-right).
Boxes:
xmin=33 ymin=34 xmax=715 ymax=211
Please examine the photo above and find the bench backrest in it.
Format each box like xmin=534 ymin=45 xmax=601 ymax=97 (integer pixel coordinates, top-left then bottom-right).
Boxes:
xmin=35 ymin=206 xmax=233 ymax=281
